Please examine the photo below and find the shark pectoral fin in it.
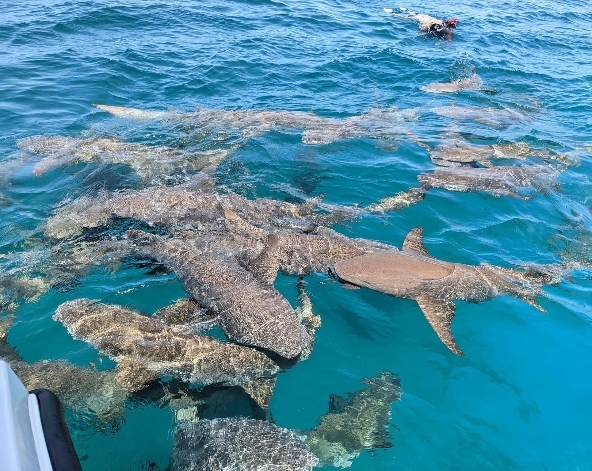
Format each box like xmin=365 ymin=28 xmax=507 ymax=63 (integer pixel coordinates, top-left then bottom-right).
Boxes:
xmin=340 ymin=282 xmax=360 ymax=290
xmin=248 ymin=234 xmax=281 ymax=285
xmin=295 ymin=278 xmax=322 ymax=338
xmin=402 ymin=228 xmax=432 ymax=258
xmin=242 ymin=377 xmax=277 ymax=410
xmin=415 ymin=296 xmax=464 ymax=356
xmin=115 ymin=357 xmax=160 ymax=392
xmin=524 ymin=297 xmax=546 ymax=313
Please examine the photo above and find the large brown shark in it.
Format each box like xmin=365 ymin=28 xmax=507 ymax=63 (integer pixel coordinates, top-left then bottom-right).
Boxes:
xmin=303 ymin=371 xmax=402 ymax=468
xmin=94 ymin=104 xmax=411 ymax=145
xmin=53 ymin=298 xmax=281 ymax=392
xmin=18 ymin=135 xmax=232 ymax=183
xmin=331 ymin=228 xmax=560 ymax=355
xmin=171 ymin=417 xmax=319 ymax=471
xmin=124 ymin=230 xmax=312 ymax=359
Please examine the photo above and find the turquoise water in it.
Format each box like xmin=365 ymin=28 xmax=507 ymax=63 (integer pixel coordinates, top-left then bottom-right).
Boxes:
xmin=2 ymin=0 xmax=592 ymax=469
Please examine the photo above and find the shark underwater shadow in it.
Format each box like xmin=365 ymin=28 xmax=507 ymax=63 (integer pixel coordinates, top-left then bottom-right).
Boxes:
xmin=330 ymin=228 xmax=562 ymax=356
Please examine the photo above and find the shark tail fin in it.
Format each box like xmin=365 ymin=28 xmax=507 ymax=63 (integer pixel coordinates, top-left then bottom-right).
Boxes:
xmin=402 ymin=227 xmax=432 ymax=258
xmin=416 ymin=296 xmax=464 ymax=356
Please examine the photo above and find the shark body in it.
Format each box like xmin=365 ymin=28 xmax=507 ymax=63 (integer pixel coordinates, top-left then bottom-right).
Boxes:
xmin=125 ymin=230 xmax=312 ymax=359
xmin=53 ymin=299 xmax=281 ymax=392
xmin=44 ymin=174 xmax=352 ymax=240
xmin=332 ymin=228 xmax=558 ymax=355
xmin=417 ymin=164 xmax=562 ymax=198
xmin=95 ymin=104 xmax=410 ymax=146
xmin=171 ymin=417 xmax=318 ymax=471
xmin=18 ymin=135 xmax=231 ymax=183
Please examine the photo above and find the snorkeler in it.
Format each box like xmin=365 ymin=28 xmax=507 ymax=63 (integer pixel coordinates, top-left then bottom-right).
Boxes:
xmin=384 ymin=7 xmax=457 ymax=40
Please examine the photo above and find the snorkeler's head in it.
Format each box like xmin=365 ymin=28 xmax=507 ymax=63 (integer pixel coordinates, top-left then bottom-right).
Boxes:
xmin=446 ymin=18 xmax=458 ymax=28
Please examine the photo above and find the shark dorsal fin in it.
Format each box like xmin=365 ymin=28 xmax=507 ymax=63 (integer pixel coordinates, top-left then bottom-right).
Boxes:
xmin=402 ymin=228 xmax=432 ymax=258
xmin=153 ymin=298 xmax=200 ymax=324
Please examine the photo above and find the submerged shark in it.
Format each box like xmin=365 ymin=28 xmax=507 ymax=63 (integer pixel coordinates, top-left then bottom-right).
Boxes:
xmin=303 ymin=371 xmax=402 ymax=468
xmin=44 ymin=173 xmax=352 ymax=240
xmin=417 ymin=164 xmax=563 ymax=198
xmin=430 ymin=104 xmax=531 ymax=128
xmin=421 ymin=74 xmax=495 ymax=94
xmin=0 ymin=315 xmax=127 ymax=425
xmin=53 ymin=298 xmax=281 ymax=392
xmin=417 ymin=130 xmax=576 ymax=168
xmin=364 ymin=163 xmax=564 ymax=215
xmin=18 ymin=135 xmax=232 ymax=184
xmin=94 ymin=104 xmax=411 ymax=146
xmin=331 ymin=228 xmax=560 ymax=355
xmin=171 ymin=417 xmax=319 ymax=471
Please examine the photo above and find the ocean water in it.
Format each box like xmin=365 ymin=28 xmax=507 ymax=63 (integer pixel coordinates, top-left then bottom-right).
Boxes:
xmin=1 ymin=0 xmax=592 ymax=470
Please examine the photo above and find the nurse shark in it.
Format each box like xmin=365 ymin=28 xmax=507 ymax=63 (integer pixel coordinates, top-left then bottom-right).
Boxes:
xmin=417 ymin=164 xmax=563 ymax=198
xmin=53 ymin=298 xmax=281 ymax=392
xmin=430 ymin=104 xmax=532 ymax=128
xmin=44 ymin=173 xmax=354 ymax=240
xmin=94 ymin=103 xmax=412 ymax=146
xmin=171 ymin=417 xmax=318 ymax=471
xmin=123 ymin=230 xmax=312 ymax=359
xmin=331 ymin=228 xmax=560 ymax=355
xmin=18 ymin=135 xmax=232 ymax=184
xmin=0 ymin=315 xmax=127 ymax=425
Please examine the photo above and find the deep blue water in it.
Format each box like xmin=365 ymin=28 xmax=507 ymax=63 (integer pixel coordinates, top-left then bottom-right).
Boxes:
xmin=2 ymin=1 xmax=592 ymax=470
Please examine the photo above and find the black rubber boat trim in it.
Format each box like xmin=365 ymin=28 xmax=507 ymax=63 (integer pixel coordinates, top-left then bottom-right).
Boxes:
xmin=29 ymin=388 xmax=83 ymax=471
